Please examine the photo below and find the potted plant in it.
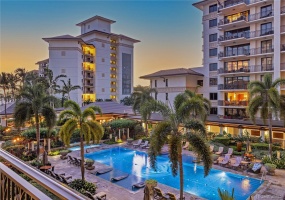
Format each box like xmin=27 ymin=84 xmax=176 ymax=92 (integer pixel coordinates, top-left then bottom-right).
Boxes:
xmin=145 ymin=179 xmax=157 ymax=196
xmin=264 ymin=163 xmax=276 ymax=175
xmin=85 ymin=159 xmax=95 ymax=170
xmin=60 ymin=150 xmax=69 ymax=160
xmin=234 ymin=136 xmax=245 ymax=152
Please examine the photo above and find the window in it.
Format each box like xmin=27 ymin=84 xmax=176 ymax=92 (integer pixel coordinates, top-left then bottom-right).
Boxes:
xmin=155 ymin=80 xmax=157 ymax=87
xmin=209 ymin=63 xmax=218 ymax=71
xmin=210 ymin=78 xmax=217 ymax=86
xmin=197 ymin=80 xmax=203 ymax=86
xmin=260 ymin=75 xmax=264 ymax=81
xmin=224 ymin=11 xmax=249 ymax=24
xmin=261 ymin=57 xmax=273 ymax=71
xmin=155 ymin=92 xmax=157 ymax=100
xmin=102 ymin=73 xmax=105 ymax=77
xmin=122 ymin=53 xmax=132 ymax=95
xmin=102 ymin=88 xmax=105 ymax=92
xmin=61 ymin=69 xmax=66 ymax=74
xmin=209 ymin=33 xmax=217 ymax=42
xmin=210 ymin=107 xmax=217 ymax=115
xmin=209 ymin=19 xmax=217 ymax=28
xmin=166 ymin=93 xmax=168 ymax=101
xmin=209 ymin=4 xmax=217 ymax=13
xmin=251 ymin=130 xmax=260 ymax=136
xmin=210 ymin=93 xmax=218 ymax=100
xmin=165 ymin=79 xmax=168 ymax=87
xmin=61 ymin=51 xmax=66 ymax=56
xmin=260 ymin=5 xmax=272 ymax=18
xmin=209 ymin=48 xmax=217 ymax=56
xmin=261 ymin=22 xmax=272 ymax=35
xmin=224 ymin=27 xmax=250 ymax=39
xmin=224 ymin=43 xmax=250 ymax=57
xmin=261 ymin=40 xmax=272 ymax=53
xmin=224 ymin=60 xmax=249 ymax=72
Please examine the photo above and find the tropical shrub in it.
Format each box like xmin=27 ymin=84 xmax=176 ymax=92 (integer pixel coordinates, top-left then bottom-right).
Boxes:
xmin=48 ymin=150 xmax=60 ymax=156
xmin=252 ymin=143 xmax=283 ymax=151
xmin=69 ymin=179 xmax=96 ymax=195
xmin=30 ymin=159 xmax=44 ymax=168
xmin=264 ymin=163 xmax=276 ymax=172
xmin=212 ymin=137 xmax=230 ymax=146
xmin=21 ymin=128 xmax=57 ymax=140
xmin=262 ymin=155 xmax=285 ymax=169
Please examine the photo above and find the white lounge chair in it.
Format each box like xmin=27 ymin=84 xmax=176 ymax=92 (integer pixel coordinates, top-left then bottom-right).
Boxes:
xmin=225 ymin=148 xmax=233 ymax=157
xmin=183 ymin=142 xmax=189 ymax=150
xmin=220 ymin=155 xmax=230 ymax=167
xmin=230 ymin=156 xmax=242 ymax=169
xmin=141 ymin=141 xmax=149 ymax=148
xmin=209 ymin=145 xmax=214 ymax=153
xmin=215 ymin=147 xmax=224 ymax=155
xmin=133 ymin=139 xmax=142 ymax=148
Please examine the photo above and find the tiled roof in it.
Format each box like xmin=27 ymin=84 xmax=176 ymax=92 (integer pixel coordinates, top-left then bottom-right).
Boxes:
xmin=140 ymin=68 xmax=204 ymax=79
xmin=42 ymin=35 xmax=83 ymax=42
xmin=35 ymin=59 xmax=49 ymax=65
xmin=76 ymin=15 xmax=116 ymax=26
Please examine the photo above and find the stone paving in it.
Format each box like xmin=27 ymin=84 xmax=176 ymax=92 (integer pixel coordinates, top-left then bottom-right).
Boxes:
xmin=48 ymin=143 xmax=285 ymax=200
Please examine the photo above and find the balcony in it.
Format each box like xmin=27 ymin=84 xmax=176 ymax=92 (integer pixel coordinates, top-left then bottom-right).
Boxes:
xmin=155 ymin=87 xmax=196 ymax=93
xmin=281 ymin=44 xmax=285 ymax=52
xmin=83 ymin=51 xmax=94 ymax=57
xmin=218 ymin=0 xmax=247 ymax=14
xmin=218 ymin=83 xmax=249 ymax=90
xmin=248 ymin=47 xmax=274 ymax=57
xmin=248 ymin=28 xmax=274 ymax=40
xmin=281 ymin=26 xmax=285 ymax=34
xmin=218 ymin=49 xmax=249 ymax=60
xmin=218 ymin=100 xmax=248 ymax=107
xmin=218 ymin=31 xmax=249 ymax=45
xmin=83 ymin=56 xmax=94 ymax=63
xmin=218 ymin=66 xmax=250 ymax=74
xmin=84 ymin=90 xmax=94 ymax=94
xmin=84 ymin=74 xmax=94 ymax=79
xmin=218 ymin=16 xmax=248 ymax=30
xmin=218 ymin=65 xmax=273 ymax=75
xmin=248 ymin=10 xmax=273 ymax=22
xmin=110 ymin=70 xmax=116 ymax=75
xmin=281 ymin=6 xmax=285 ymax=15
xmin=84 ymin=82 xmax=94 ymax=87
xmin=281 ymin=63 xmax=285 ymax=71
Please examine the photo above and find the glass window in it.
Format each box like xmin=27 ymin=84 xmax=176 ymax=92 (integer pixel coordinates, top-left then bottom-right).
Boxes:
xmin=225 ymin=44 xmax=250 ymax=56
xmin=261 ymin=22 xmax=272 ymax=35
xmin=260 ymin=5 xmax=272 ymax=18
xmin=209 ymin=33 xmax=217 ymax=42
xmin=165 ymin=79 xmax=168 ymax=87
xmin=197 ymin=80 xmax=203 ymax=86
xmin=210 ymin=78 xmax=217 ymax=86
xmin=155 ymin=80 xmax=157 ymax=87
xmin=210 ymin=107 xmax=217 ymax=114
xmin=209 ymin=19 xmax=217 ymax=28
xmin=209 ymin=48 xmax=217 ymax=56
xmin=166 ymin=93 xmax=168 ymax=101
xmin=209 ymin=63 xmax=218 ymax=71
xmin=210 ymin=93 xmax=218 ymax=100
xmin=155 ymin=92 xmax=157 ymax=100
xmin=224 ymin=11 xmax=249 ymax=24
xmin=122 ymin=53 xmax=132 ymax=95
xmin=224 ymin=27 xmax=250 ymax=40
xmin=261 ymin=40 xmax=272 ymax=53
xmin=261 ymin=57 xmax=273 ymax=71
xmin=209 ymin=4 xmax=217 ymax=13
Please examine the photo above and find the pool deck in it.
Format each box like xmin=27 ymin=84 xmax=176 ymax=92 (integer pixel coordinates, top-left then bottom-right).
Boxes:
xmin=48 ymin=143 xmax=285 ymax=200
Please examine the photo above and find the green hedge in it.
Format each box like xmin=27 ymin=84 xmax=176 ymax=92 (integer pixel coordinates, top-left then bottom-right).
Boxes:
xmin=212 ymin=137 xmax=230 ymax=146
xmin=251 ymin=143 xmax=283 ymax=151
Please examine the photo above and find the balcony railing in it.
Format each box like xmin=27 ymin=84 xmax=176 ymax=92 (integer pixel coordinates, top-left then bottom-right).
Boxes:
xmin=218 ymin=100 xmax=248 ymax=106
xmin=281 ymin=44 xmax=285 ymax=52
xmin=249 ymin=28 xmax=274 ymax=38
xmin=155 ymin=87 xmax=196 ymax=93
xmin=220 ymin=0 xmax=245 ymax=9
xmin=250 ymin=47 xmax=274 ymax=55
xmin=218 ymin=83 xmax=249 ymax=90
xmin=84 ymin=75 xmax=94 ymax=79
xmin=281 ymin=6 xmax=285 ymax=14
xmin=218 ymin=65 xmax=273 ymax=74
xmin=218 ymin=15 xmax=248 ymax=26
xmin=84 ymin=82 xmax=93 ymax=86
xmin=281 ymin=63 xmax=285 ymax=70
xmin=249 ymin=10 xmax=273 ymax=21
xmin=219 ymin=31 xmax=249 ymax=42
xmin=83 ymin=56 xmax=94 ymax=63
xmin=218 ymin=66 xmax=250 ymax=74
xmin=219 ymin=48 xmax=249 ymax=58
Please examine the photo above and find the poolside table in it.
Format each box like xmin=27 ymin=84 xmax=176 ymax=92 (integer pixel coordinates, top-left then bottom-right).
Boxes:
xmin=40 ymin=165 xmax=52 ymax=173
xmin=241 ymin=161 xmax=250 ymax=169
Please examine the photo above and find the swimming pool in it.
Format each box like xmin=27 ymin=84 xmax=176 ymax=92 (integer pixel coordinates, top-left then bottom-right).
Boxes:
xmin=85 ymin=147 xmax=263 ymax=200
xmin=68 ymin=144 xmax=100 ymax=151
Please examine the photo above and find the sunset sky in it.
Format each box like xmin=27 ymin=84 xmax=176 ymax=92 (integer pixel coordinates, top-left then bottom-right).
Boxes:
xmin=0 ymin=0 xmax=203 ymax=86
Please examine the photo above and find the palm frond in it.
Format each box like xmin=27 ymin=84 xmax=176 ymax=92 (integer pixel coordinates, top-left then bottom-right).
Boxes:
xmin=247 ymin=81 xmax=265 ymax=90
xmin=63 ymin=100 xmax=82 ymax=116
xmin=59 ymin=118 xmax=78 ymax=146
xmin=86 ymin=121 xmax=104 ymax=143
xmin=14 ymin=102 xmax=32 ymax=127
xmin=81 ymin=123 xmax=91 ymax=144
xmin=247 ymin=96 xmax=263 ymax=124
xmin=184 ymin=119 xmax=206 ymax=137
xmin=58 ymin=110 xmax=78 ymax=121
xmin=88 ymin=106 xmax=102 ymax=115
xmin=42 ymin=105 xmax=56 ymax=128
xmin=82 ymin=108 xmax=96 ymax=121
xmin=168 ymin=134 xmax=181 ymax=176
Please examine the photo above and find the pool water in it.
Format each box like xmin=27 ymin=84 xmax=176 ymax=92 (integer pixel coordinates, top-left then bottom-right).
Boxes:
xmin=85 ymin=147 xmax=263 ymax=200
xmin=68 ymin=144 xmax=100 ymax=151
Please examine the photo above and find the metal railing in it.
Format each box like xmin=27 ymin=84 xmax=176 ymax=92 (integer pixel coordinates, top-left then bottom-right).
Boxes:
xmin=218 ymin=15 xmax=248 ymax=26
xmin=218 ymin=83 xmax=249 ymax=90
xmin=281 ymin=44 xmax=285 ymax=52
xmin=249 ymin=47 xmax=274 ymax=55
xmin=0 ymin=162 xmax=52 ymax=200
xmin=0 ymin=149 xmax=86 ymax=200
xmin=281 ymin=26 xmax=285 ymax=33
xmin=219 ymin=48 xmax=249 ymax=58
xmin=220 ymin=0 xmax=245 ymax=9
xmin=155 ymin=87 xmax=196 ymax=93
xmin=219 ymin=31 xmax=249 ymax=42
xmin=218 ymin=100 xmax=248 ymax=106
xmin=249 ymin=28 xmax=274 ymax=38
xmin=218 ymin=65 xmax=273 ymax=74
xmin=281 ymin=63 xmax=285 ymax=70
xmin=218 ymin=66 xmax=250 ymax=74
xmin=248 ymin=10 xmax=273 ymax=21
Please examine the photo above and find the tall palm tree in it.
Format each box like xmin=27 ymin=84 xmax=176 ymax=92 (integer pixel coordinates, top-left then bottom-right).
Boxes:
xmin=14 ymin=83 xmax=56 ymax=158
xmin=247 ymin=73 xmax=285 ymax=157
xmin=58 ymin=100 xmax=104 ymax=181
xmin=43 ymin=68 xmax=66 ymax=107
xmin=0 ymin=72 xmax=10 ymax=127
xmin=58 ymin=78 xmax=81 ymax=100
xmin=14 ymin=68 xmax=27 ymax=87
xmin=7 ymin=73 xmax=19 ymax=100
xmin=280 ymin=94 xmax=285 ymax=124
xmin=131 ymin=85 xmax=156 ymax=114
xmin=147 ymin=99 xmax=212 ymax=200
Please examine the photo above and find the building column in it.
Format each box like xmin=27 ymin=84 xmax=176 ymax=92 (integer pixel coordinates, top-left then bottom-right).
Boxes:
xmin=31 ymin=142 xmax=34 ymax=151
xmin=219 ymin=126 xmax=224 ymax=135
xmin=261 ymin=130 xmax=265 ymax=141
xmin=127 ymin=128 xmax=129 ymax=139
xmin=118 ymin=129 xmax=121 ymax=140
xmin=239 ymin=128 xmax=243 ymax=136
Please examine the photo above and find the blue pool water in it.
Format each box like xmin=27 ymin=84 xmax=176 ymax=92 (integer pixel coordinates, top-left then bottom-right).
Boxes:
xmin=68 ymin=144 xmax=100 ymax=151
xmin=85 ymin=147 xmax=263 ymax=200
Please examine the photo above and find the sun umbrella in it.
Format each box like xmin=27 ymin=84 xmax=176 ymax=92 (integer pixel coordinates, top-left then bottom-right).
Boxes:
xmin=143 ymin=185 xmax=150 ymax=200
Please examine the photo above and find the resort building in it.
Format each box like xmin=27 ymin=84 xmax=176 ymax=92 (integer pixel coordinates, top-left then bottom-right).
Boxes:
xmin=37 ymin=15 xmax=140 ymax=105
xmin=141 ymin=0 xmax=285 ymax=147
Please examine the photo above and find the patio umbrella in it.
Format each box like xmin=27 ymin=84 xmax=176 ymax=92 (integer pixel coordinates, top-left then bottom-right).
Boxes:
xmin=143 ymin=185 xmax=150 ymax=200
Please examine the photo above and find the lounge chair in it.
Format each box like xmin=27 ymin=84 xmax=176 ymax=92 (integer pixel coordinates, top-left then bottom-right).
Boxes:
xmin=247 ymin=163 xmax=262 ymax=174
xmin=225 ymin=148 xmax=233 ymax=157
xmin=209 ymin=145 xmax=214 ymax=153
xmin=165 ymin=192 xmax=185 ymax=200
xmin=153 ymin=187 xmax=169 ymax=200
xmin=67 ymin=155 xmax=75 ymax=164
xmin=220 ymin=155 xmax=230 ymax=167
xmin=111 ymin=174 xmax=129 ymax=181
xmin=73 ymin=157 xmax=81 ymax=166
xmin=182 ymin=142 xmax=189 ymax=150
xmin=132 ymin=181 xmax=145 ymax=188
xmin=141 ymin=141 xmax=149 ymax=149
xmin=215 ymin=147 xmax=224 ymax=155
xmin=133 ymin=139 xmax=142 ymax=148
xmin=84 ymin=191 xmax=107 ymax=200
xmin=230 ymin=156 xmax=242 ymax=169
xmin=60 ymin=175 xmax=73 ymax=184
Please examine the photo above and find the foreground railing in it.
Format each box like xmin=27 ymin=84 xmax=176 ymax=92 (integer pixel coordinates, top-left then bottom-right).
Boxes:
xmin=0 ymin=162 xmax=51 ymax=200
xmin=0 ymin=149 xmax=86 ymax=200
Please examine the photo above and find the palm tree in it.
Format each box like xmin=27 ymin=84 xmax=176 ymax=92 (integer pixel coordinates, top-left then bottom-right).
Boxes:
xmin=147 ymin=98 xmax=212 ymax=200
xmin=58 ymin=78 xmax=81 ymax=100
xmin=14 ymin=83 xmax=57 ymax=158
xmin=43 ymin=68 xmax=66 ymax=107
xmin=7 ymin=73 xmax=19 ymax=100
xmin=131 ymin=85 xmax=156 ymax=114
xmin=0 ymin=72 xmax=10 ymax=127
xmin=14 ymin=68 xmax=27 ymax=87
xmin=247 ymin=73 xmax=285 ymax=157
xmin=217 ymin=188 xmax=235 ymax=200
xmin=58 ymin=100 xmax=104 ymax=181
